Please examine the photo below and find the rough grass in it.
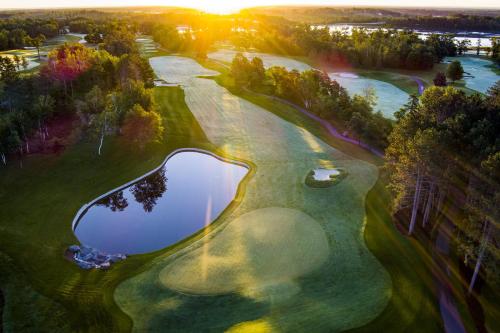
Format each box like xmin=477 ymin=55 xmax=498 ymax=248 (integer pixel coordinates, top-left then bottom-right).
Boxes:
xmin=0 ymin=86 xmax=212 ymax=332
xmin=115 ymin=56 xmax=391 ymax=332
xmin=348 ymin=175 xmax=442 ymax=332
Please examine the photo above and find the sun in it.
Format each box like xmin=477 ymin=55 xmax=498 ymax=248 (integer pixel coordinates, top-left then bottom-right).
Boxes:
xmin=192 ymin=0 xmax=246 ymax=14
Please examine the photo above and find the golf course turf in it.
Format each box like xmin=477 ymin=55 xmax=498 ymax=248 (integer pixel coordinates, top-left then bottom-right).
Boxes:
xmin=115 ymin=56 xmax=391 ymax=332
xmin=160 ymin=207 xmax=330 ymax=297
xmin=0 ymin=54 xmax=446 ymax=332
xmin=0 ymin=86 xmax=217 ymax=332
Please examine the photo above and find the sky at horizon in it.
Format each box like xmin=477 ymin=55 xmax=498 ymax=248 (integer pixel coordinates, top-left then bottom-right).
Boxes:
xmin=1 ymin=0 xmax=499 ymax=13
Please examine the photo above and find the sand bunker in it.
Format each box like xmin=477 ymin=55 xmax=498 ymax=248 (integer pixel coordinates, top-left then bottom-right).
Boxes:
xmin=159 ymin=207 xmax=329 ymax=297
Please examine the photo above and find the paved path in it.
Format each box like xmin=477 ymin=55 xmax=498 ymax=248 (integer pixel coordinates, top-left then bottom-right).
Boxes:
xmin=411 ymin=76 xmax=426 ymax=95
xmin=435 ymin=219 xmax=467 ymax=333
xmin=211 ymin=56 xmax=385 ymax=158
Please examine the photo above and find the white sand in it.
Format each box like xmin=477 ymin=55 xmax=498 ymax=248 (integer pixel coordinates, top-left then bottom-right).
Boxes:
xmin=312 ymin=168 xmax=341 ymax=181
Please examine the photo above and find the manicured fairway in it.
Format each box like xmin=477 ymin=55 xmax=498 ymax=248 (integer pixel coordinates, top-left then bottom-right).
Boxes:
xmin=328 ymin=72 xmax=409 ymax=119
xmin=209 ymin=49 xmax=311 ymax=71
xmin=209 ymin=49 xmax=408 ymax=118
xmin=115 ymin=56 xmax=391 ymax=332
xmin=0 ymin=49 xmax=40 ymax=70
xmin=136 ymin=36 xmax=159 ymax=56
xmin=443 ymin=56 xmax=499 ymax=94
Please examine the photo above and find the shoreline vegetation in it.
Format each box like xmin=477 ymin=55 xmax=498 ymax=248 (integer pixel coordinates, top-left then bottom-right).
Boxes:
xmin=0 ymin=6 xmax=498 ymax=333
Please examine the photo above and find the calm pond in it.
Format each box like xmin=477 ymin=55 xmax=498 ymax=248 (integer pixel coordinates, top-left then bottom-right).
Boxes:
xmin=73 ymin=150 xmax=248 ymax=254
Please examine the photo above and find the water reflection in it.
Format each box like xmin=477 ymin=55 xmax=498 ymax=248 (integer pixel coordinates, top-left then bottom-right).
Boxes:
xmin=96 ymin=191 xmax=128 ymax=212
xmin=130 ymin=170 xmax=167 ymax=212
xmin=74 ymin=151 xmax=248 ymax=254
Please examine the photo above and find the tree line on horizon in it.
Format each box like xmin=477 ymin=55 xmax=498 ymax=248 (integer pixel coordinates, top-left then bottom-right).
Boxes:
xmin=232 ymin=24 xmax=483 ymax=70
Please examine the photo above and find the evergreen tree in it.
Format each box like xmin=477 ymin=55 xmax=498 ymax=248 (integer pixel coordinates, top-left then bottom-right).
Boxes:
xmin=446 ymin=60 xmax=464 ymax=82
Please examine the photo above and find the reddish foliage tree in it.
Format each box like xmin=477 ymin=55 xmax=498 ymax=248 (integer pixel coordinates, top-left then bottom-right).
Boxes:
xmin=42 ymin=44 xmax=93 ymax=94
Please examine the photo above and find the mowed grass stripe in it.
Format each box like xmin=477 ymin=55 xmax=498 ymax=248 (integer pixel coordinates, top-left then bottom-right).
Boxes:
xmin=115 ymin=56 xmax=391 ymax=332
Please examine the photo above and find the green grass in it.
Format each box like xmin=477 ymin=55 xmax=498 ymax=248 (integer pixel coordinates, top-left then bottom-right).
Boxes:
xmin=0 ymin=86 xmax=213 ymax=332
xmin=199 ymin=58 xmax=382 ymax=166
xmin=348 ymin=174 xmax=442 ymax=332
xmin=0 ymin=52 xmax=472 ymax=332
xmin=197 ymin=57 xmax=447 ymax=332
xmin=356 ymin=70 xmax=420 ymax=95
xmin=136 ymin=35 xmax=171 ymax=60
xmin=116 ymin=55 xmax=391 ymax=332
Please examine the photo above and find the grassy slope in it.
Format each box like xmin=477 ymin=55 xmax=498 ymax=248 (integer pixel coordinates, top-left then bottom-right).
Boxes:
xmin=199 ymin=59 xmax=381 ymax=165
xmin=200 ymin=59 xmax=444 ymax=332
xmin=349 ymin=175 xmax=442 ymax=332
xmin=116 ymin=56 xmax=392 ymax=332
xmin=0 ymin=53 xmax=445 ymax=332
xmin=0 ymin=87 xmax=212 ymax=332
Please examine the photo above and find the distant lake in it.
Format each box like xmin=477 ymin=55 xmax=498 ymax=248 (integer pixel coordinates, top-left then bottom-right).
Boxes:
xmin=315 ymin=24 xmax=499 ymax=48
xmin=73 ymin=150 xmax=248 ymax=255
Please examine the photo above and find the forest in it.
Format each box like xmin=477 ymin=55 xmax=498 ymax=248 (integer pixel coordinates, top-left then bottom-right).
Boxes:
xmin=386 ymin=15 xmax=500 ymax=33
xmin=387 ymin=84 xmax=500 ymax=292
xmin=243 ymin=6 xmax=500 ymax=29
xmin=230 ymin=24 xmax=464 ymax=70
xmin=0 ymin=18 xmax=59 ymax=50
xmin=0 ymin=22 xmax=160 ymax=165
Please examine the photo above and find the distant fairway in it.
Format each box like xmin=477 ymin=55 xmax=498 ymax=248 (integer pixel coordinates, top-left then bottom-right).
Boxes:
xmin=115 ymin=56 xmax=391 ymax=332
xmin=444 ymin=56 xmax=499 ymax=94
xmin=209 ymin=49 xmax=311 ymax=72
xmin=328 ymin=73 xmax=409 ymax=119
xmin=208 ymin=49 xmax=408 ymax=118
xmin=0 ymin=34 xmax=83 ymax=72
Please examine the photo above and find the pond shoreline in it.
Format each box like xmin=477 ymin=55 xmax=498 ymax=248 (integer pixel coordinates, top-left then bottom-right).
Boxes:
xmin=71 ymin=147 xmax=250 ymax=231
